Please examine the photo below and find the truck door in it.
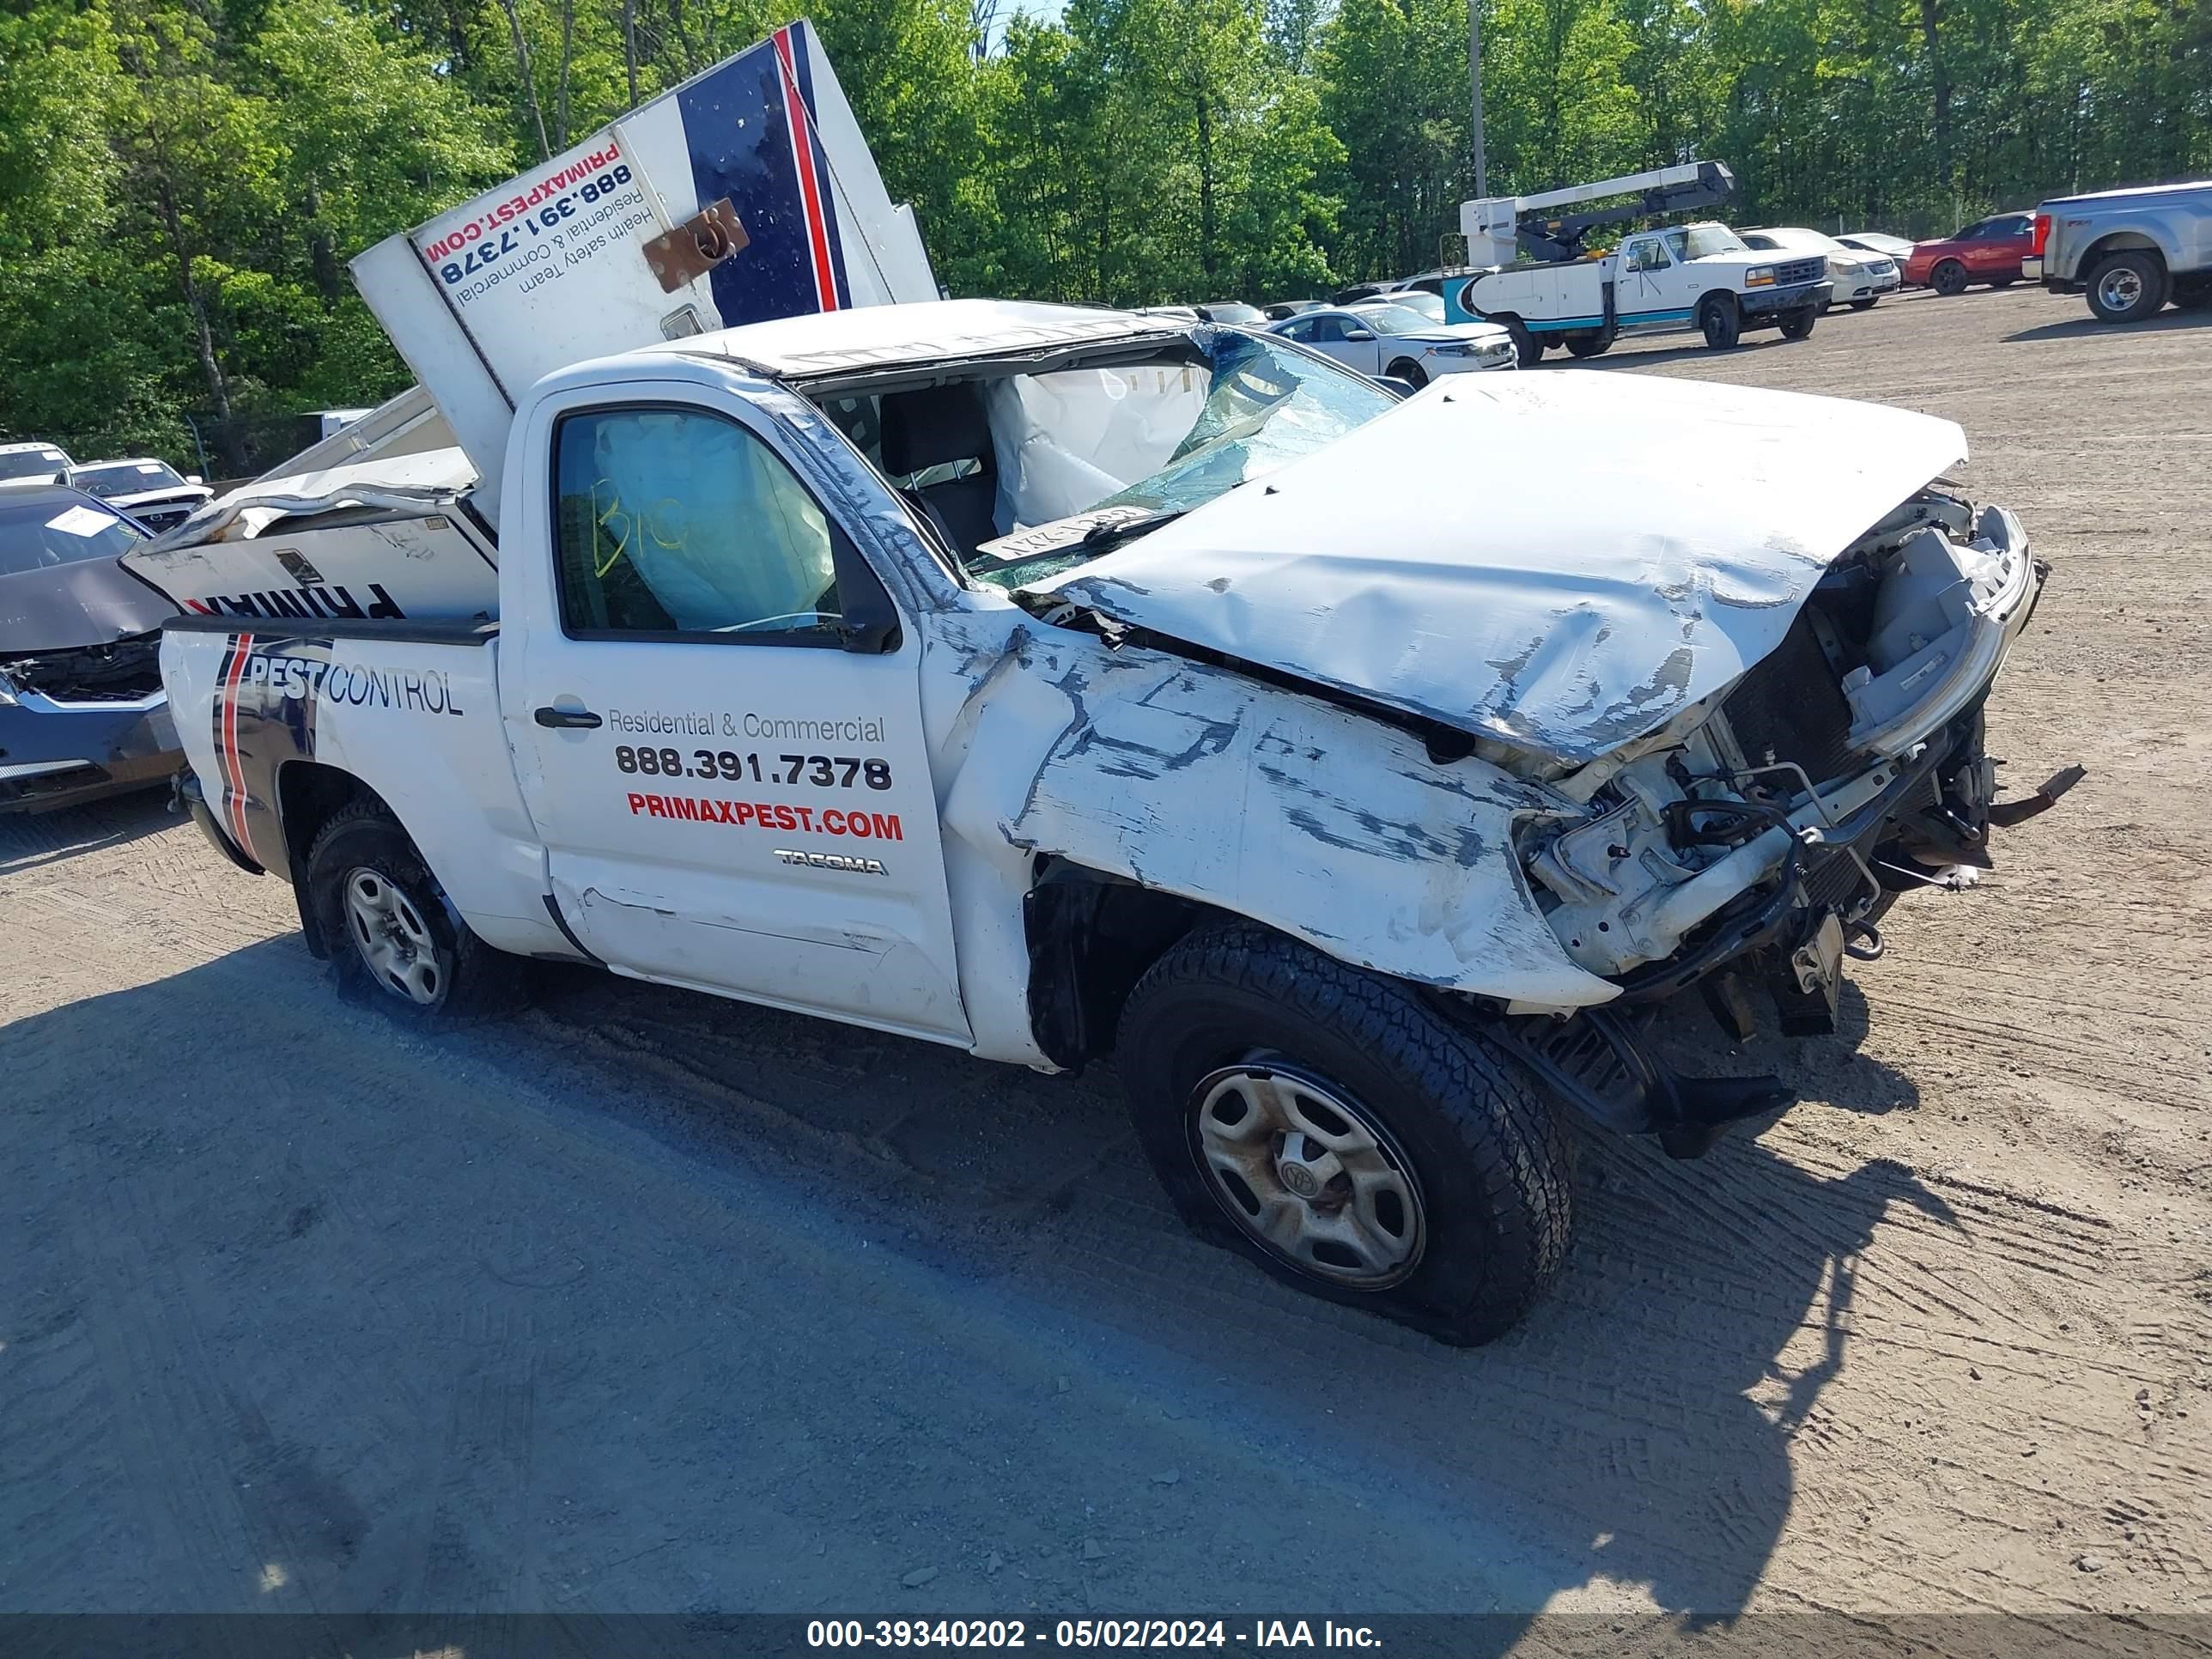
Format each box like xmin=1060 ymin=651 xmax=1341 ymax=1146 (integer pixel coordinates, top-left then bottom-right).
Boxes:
xmin=507 ymin=382 xmax=971 ymax=1045
xmin=1617 ymin=234 xmax=1675 ymax=322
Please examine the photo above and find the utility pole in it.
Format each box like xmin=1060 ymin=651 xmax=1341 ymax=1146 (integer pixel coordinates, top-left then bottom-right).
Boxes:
xmin=1468 ymin=0 xmax=1488 ymax=198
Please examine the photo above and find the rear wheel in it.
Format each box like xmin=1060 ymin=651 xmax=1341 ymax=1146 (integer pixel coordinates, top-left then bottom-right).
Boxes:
xmin=1384 ymin=357 xmax=1429 ymax=388
xmin=1115 ymin=924 xmax=1573 ymax=1346
xmin=1698 ymin=292 xmax=1741 ymax=349
xmin=1989 ymin=275 xmax=2016 ymax=287
xmin=305 ymin=801 xmax=527 ymax=1020
xmin=1930 ymin=259 xmax=1969 ymax=296
xmin=1563 ymin=325 xmax=1615 ymax=358
xmin=1778 ymin=303 xmax=1819 ymax=341
xmin=2173 ymin=283 xmax=2211 ymax=311
xmin=2087 ymin=250 xmax=2170 ymax=322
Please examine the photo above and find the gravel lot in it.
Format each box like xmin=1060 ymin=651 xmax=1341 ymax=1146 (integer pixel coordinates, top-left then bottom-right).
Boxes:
xmin=4 ymin=284 xmax=2207 ymax=1644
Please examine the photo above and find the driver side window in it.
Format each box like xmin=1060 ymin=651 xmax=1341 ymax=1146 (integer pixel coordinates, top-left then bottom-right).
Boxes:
xmin=1628 ymin=240 xmax=1668 ymax=272
xmin=553 ymin=405 xmax=842 ymax=641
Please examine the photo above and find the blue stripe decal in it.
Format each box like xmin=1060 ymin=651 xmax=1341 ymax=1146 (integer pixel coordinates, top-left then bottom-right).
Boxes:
xmin=674 ymin=39 xmax=823 ymax=328
xmin=1523 ymin=306 xmax=1695 ymax=332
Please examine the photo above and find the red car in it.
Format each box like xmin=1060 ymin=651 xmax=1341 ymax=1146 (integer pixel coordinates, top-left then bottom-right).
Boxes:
xmin=1905 ymin=212 xmax=2035 ymax=295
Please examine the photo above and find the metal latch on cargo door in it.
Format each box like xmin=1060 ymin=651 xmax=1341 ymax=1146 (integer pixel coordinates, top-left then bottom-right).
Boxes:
xmin=642 ymin=199 xmax=750 ymax=292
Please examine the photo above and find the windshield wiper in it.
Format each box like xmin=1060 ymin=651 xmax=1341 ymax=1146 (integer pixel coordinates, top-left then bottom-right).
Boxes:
xmin=1080 ymin=508 xmax=1185 ymax=552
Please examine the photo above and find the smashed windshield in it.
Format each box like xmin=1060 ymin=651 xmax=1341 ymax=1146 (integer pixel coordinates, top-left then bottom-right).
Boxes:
xmin=826 ymin=329 xmax=1397 ymax=593
xmin=965 ymin=330 xmax=1396 ymax=589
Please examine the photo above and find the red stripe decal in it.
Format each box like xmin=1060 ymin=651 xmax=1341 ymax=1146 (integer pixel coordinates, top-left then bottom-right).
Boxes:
xmin=774 ymin=27 xmax=837 ymax=312
xmin=220 ymin=632 xmax=256 ymax=859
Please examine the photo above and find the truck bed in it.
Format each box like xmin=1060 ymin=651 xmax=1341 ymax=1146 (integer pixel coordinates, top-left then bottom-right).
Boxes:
xmin=161 ymin=617 xmax=570 ymax=960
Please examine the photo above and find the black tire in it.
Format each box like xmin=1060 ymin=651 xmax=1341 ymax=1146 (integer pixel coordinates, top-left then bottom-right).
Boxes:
xmin=1930 ymin=259 xmax=1969 ymax=296
xmin=1778 ymin=303 xmax=1818 ymax=341
xmin=1115 ymin=923 xmax=1573 ymax=1346
xmin=1989 ymin=275 xmax=2016 ymax=287
xmin=1563 ymin=325 xmax=1614 ymax=358
xmin=1500 ymin=316 xmax=1544 ymax=368
xmin=2086 ymin=249 xmax=2170 ymax=323
xmin=1850 ymin=298 xmax=1878 ymax=311
xmin=1698 ymin=292 xmax=1741 ymax=349
xmin=305 ymin=800 xmax=528 ymax=1020
xmin=1384 ymin=357 xmax=1429 ymax=388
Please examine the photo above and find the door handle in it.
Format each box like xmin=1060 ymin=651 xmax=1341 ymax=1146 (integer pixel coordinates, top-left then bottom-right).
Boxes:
xmin=534 ymin=705 xmax=603 ymax=729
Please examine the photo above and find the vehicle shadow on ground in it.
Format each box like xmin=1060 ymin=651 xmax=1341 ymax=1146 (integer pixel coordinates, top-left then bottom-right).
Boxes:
xmin=520 ymin=958 xmax=1945 ymax=1624
xmin=2005 ymin=307 xmax=2209 ymax=343
xmin=3 ymin=939 xmax=1956 ymax=1629
xmin=0 ymin=791 xmax=175 ymax=876
xmin=1554 ymin=335 xmax=1804 ymax=373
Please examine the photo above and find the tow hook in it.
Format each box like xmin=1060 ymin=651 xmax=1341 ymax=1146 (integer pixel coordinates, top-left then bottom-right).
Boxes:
xmin=1845 ymin=921 xmax=1884 ymax=961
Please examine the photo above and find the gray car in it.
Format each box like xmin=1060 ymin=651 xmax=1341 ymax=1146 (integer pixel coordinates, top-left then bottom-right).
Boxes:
xmin=0 ymin=487 xmax=182 ymax=811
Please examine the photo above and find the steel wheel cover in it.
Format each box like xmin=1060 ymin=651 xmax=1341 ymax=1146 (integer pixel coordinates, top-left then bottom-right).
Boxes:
xmin=343 ymin=866 xmax=445 ymax=1006
xmin=2099 ymin=267 xmax=2143 ymax=311
xmin=1189 ymin=1061 xmax=1428 ymax=1289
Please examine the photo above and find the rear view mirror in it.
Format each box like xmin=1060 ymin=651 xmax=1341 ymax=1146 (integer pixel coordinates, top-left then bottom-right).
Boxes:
xmin=1344 ymin=328 xmax=1376 ymax=342
xmin=186 ymin=474 xmax=204 ymax=485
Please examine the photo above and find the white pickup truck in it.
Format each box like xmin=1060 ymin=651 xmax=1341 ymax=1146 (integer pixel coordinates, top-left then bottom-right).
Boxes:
xmin=1447 ymin=222 xmax=1832 ymax=363
xmin=129 ymin=29 xmax=2054 ymax=1346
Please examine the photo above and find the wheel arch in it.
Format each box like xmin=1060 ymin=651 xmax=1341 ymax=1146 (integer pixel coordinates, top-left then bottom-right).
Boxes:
xmin=1022 ymin=859 xmax=1232 ymax=1067
xmin=277 ymin=761 xmax=407 ymax=957
xmin=2083 ymin=230 xmax=2169 ymax=270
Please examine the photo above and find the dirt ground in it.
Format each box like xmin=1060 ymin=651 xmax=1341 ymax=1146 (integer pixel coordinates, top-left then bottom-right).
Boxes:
xmin=3 ymin=286 xmax=2208 ymax=1645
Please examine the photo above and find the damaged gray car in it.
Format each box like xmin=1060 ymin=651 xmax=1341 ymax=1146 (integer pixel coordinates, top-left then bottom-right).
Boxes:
xmin=0 ymin=487 xmax=181 ymax=811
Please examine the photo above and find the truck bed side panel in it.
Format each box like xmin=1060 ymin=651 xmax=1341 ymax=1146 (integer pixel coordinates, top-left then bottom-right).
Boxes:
xmin=125 ymin=509 xmax=500 ymax=625
xmin=161 ymin=622 xmax=568 ymax=958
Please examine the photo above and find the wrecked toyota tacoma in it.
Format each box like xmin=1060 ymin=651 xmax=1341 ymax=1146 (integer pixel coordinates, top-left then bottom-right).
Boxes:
xmin=137 ymin=300 xmax=2050 ymax=1343
xmin=0 ymin=486 xmax=181 ymax=811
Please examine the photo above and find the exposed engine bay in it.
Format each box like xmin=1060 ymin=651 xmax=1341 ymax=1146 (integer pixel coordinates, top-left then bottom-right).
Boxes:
xmin=1495 ymin=489 xmax=2059 ymax=1146
xmin=1 ymin=635 xmax=166 ymax=703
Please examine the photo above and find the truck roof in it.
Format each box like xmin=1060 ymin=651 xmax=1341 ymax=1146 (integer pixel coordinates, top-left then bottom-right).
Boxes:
xmin=2039 ymin=179 xmax=2210 ymax=206
xmin=647 ymin=297 xmax=1186 ymax=385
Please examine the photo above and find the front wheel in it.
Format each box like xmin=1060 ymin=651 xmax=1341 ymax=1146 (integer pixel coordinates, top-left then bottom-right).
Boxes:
xmin=305 ymin=801 xmax=527 ymax=1019
xmin=1930 ymin=259 xmax=1969 ymax=296
xmin=1384 ymin=357 xmax=1429 ymax=388
xmin=1699 ymin=293 xmax=1741 ymax=349
xmin=1778 ymin=303 xmax=1819 ymax=341
xmin=1115 ymin=925 xmax=1573 ymax=1346
xmin=1850 ymin=298 xmax=1878 ymax=311
xmin=1501 ymin=317 xmax=1544 ymax=368
xmin=2087 ymin=250 xmax=2170 ymax=322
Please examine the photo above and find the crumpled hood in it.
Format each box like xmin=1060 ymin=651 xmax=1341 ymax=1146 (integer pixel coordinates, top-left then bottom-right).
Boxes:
xmin=1029 ymin=370 xmax=1966 ymax=765
xmin=0 ymin=557 xmax=176 ymax=656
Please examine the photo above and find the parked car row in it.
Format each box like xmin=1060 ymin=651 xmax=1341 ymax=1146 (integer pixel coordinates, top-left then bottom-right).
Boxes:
xmin=0 ymin=440 xmax=214 ymax=529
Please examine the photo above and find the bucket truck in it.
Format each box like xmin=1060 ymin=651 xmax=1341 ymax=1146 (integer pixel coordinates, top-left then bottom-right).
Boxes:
xmin=1443 ymin=161 xmax=1831 ymax=363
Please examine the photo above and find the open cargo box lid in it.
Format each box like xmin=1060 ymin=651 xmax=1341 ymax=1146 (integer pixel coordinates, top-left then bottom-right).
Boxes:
xmin=350 ymin=17 xmax=934 ymax=526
